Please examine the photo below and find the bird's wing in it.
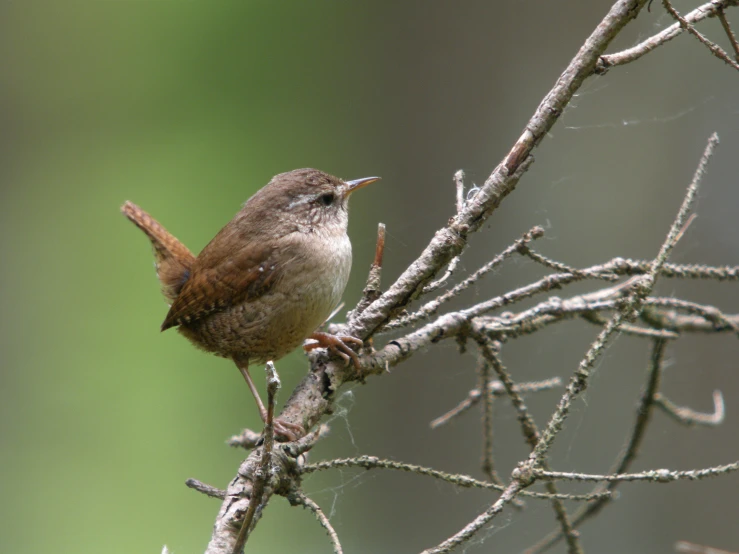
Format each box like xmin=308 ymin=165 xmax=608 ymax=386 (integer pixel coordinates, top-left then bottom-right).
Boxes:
xmin=160 ymin=241 xmax=282 ymax=331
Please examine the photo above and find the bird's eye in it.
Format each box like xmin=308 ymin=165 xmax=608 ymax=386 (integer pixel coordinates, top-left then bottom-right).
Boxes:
xmin=319 ymin=192 xmax=335 ymax=206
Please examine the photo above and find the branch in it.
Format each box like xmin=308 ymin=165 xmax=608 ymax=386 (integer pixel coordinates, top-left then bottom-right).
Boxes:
xmin=597 ymin=0 xmax=739 ymax=70
xmin=198 ymin=0 xmax=739 ymax=549
xmin=302 ymin=456 xmax=609 ymax=501
xmin=526 ymin=337 xmax=669 ymax=553
xmin=430 ymin=377 xmax=562 ymax=429
xmin=534 ymin=461 xmax=739 ymax=482
xmin=231 ymin=363 xmax=280 ymax=554
xmin=383 ymin=226 xmax=545 ymax=332
xmin=663 ymin=0 xmax=739 ymax=70
xmin=287 ymin=491 xmax=343 ymax=554
xmin=717 ymin=7 xmax=739 ymax=61
xmin=529 ymin=133 xmax=717 ymax=464
xmin=349 ymin=0 xmax=650 ymax=340
xmin=654 ymin=390 xmax=725 ymax=426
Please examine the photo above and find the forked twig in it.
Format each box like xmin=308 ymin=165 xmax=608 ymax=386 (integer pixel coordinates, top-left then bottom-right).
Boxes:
xmin=526 ymin=337 xmax=669 ymax=553
xmin=663 ymin=0 xmax=739 ymax=70
xmin=598 ymin=0 xmax=739 ymax=70
xmin=384 ymin=226 xmax=545 ymax=331
xmin=430 ymin=377 xmax=561 ymax=429
xmin=302 ymin=456 xmax=610 ymax=501
xmin=287 ymin=491 xmax=343 ymax=554
xmin=231 ymin=363 xmax=281 ymax=554
xmin=198 ymin=0 xmax=739 ymax=548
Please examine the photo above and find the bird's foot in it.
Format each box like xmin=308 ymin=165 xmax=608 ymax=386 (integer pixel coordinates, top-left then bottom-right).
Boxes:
xmin=269 ymin=416 xmax=304 ymax=442
xmin=304 ymin=331 xmax=363 ymax=369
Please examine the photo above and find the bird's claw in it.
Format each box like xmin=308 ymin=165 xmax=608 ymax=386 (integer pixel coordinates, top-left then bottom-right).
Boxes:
xmin=271 ymin=417 xmax=304 ymax=442
xmin=304 ymin=331 xmax=363 ymax=369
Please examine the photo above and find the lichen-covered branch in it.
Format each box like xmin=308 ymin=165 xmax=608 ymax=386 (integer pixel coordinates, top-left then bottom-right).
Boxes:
xmin=193 ymin=2 xmax=739 ymax=552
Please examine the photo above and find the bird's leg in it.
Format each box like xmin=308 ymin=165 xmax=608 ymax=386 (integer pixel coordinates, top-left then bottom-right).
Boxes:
xmin=304 ymin=331 xmax=363 ymax=369
xmin=234 ymin=357 xmax=304 ymax=441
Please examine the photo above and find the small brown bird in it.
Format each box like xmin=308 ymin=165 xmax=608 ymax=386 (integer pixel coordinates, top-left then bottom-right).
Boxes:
xmin=122 ymin=168 xmax=379 ymax=440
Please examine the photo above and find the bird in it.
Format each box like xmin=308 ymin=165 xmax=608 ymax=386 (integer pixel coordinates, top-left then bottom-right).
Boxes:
xmin=121 ymin=168 xmax=379 ymax=440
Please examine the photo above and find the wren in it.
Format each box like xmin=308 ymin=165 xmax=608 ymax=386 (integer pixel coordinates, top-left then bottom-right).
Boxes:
xmin=122 ymin=168 xmax=379 ymax=440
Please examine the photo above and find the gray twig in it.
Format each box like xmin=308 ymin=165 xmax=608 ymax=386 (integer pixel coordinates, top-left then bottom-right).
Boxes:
xmin=419 ymin=480 xmax=524 ymax=554
xmin=384 ymin=226 xmax=545 ymax=331
xmin=199 ymin=0 xmax=739 ymax=549
xmin=533 ymin=461 xmax=739 ymax=482
xmin=597 ymin=0 xmax=739 ymax=70
xmin=717 ymin=7 xmax=739 ymax=61
xmin=430 ymin=377 xmax=561 ymax=429
xmin=186 ymin=479 xmax=227 ymax=500
xmin=530 ymin=133 xmax=717 ymax=464
xmin=287 ymin=491 xmax=343 ymax=554
xmin=472 ymin=335 xmax=581 ymax=553
xmin=302 ymin=456 xmax=609 ymax=501
xmin=663 ymin=0 xmax=739 ymax=70
xmin=654 ymin=390 xmax=725 ymax=426
xmin=527 ymin=337 xmax=669 ymax=553
xmin=675 ymin=540 xmax=739 ymax=554
xmin=478 ymin=358 xmax=499 ymax=485
xmin=231 ymin=362 xmax=281 ymax=554
xmin=227 ymin=429 xmax=262 ymax=450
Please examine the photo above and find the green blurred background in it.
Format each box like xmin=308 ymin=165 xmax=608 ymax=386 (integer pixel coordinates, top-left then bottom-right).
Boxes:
xmin=1 ymin=2 xmax=737 ymax=553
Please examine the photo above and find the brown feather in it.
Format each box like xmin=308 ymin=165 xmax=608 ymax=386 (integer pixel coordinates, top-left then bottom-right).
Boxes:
xmin=160 ymin=241 xmax=283 ymax=331
xmin=121 ymin=201 xmax=195 ymax=303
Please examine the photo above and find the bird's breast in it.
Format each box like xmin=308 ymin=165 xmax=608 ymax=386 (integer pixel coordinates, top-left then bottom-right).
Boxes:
xmin=181 ymin=230 xmax=352 ymax=362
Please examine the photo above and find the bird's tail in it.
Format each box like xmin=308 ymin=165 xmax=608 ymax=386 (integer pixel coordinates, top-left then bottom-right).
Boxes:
xmin=121 ymin=201 xmax=195 ymax=303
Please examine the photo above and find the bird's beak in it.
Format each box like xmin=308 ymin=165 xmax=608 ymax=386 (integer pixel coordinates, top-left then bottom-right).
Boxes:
xmin=345 ymin=176 xmax=381 ymax=197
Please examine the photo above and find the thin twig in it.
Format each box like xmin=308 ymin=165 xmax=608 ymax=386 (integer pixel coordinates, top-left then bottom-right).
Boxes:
xmin=580 ymin=311 xmax=680 ymax=339
xmin=288 ymin=491 xmax=343 ymax=554
xmin=478 ymin=358 xmax=500 ymax=484
xmin=654 ymin=390 xmax=725 ymax=426
xmin=201 ymin=1 xmax=739 ymax=548
xmin=227 ymin=429 xmax=262 ymax=450
xmin=231 ymin=363 xmax=281 ymax=554
xmin=419 ymin=480 xmax=524 ymax=554
xmin=530 ymin=133 xmax=717 ymax=464
xmin=473 ymin=334 xmax=582 ymax=553
xmin=350 ymin=0 xmax=649 ymax=341
xmin=383 ymin=226 xmax=545 ymax=331
xmin=645 ymin=297 xmax=739 ymax=335
xmin=430 ymin=377 xmax=562 ymax=429
xmin=640 ymin=305 xmax=739 ymax=333
xmin=597 ymin=0 xmax=739 ymax=71
xmin=525 ymin=337 xmax=669 ymax=554
xmin=675 ymin=540 xmax=739 ymax=554
xmin=717 ymin=7 xmax=739 ymax=61
xmin=302 ymin=456 xmax=609 ymax=501
xmin=521 ymin=247 xmax=617 ymax=280
xmin=185 ymin=478 xmax=227 ymax=500
xmin=352 ymin=223 xmax=387 ymax=317
xmin=422 ymin=171 xmax=468 ymax=294
xmin=423 ymin=256 xmax=461 ymax=294
xmin=663 ymin=0 xmax=739 ymax=70
xmin=534 ymin=461 xmax=739 ymax=482
xmin=520 ymin=136 xmax=717 ymax=554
